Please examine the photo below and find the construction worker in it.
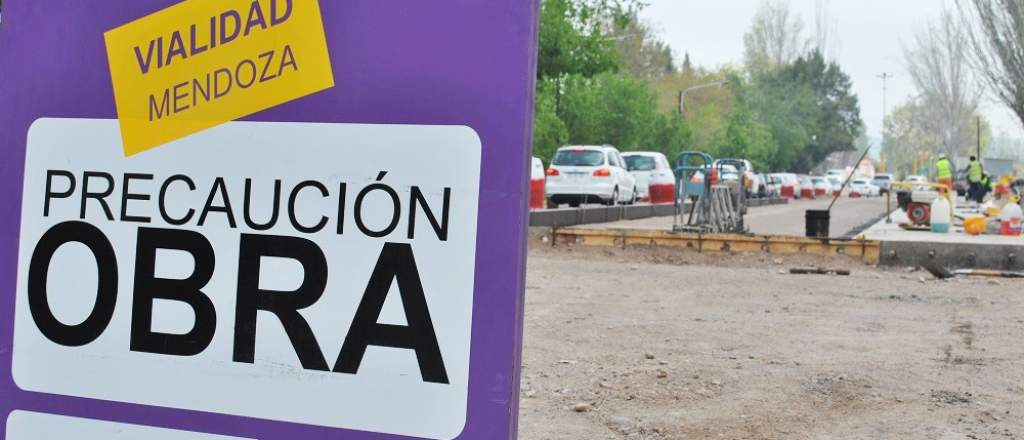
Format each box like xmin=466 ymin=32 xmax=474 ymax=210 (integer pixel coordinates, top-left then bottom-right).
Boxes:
xmin=936 ymin=153 xmax=953 ymax=195
xmin=967 ymin=156 xmax=984 ymax=203
xmin=980 ymin=173 xmax=993 ymax=202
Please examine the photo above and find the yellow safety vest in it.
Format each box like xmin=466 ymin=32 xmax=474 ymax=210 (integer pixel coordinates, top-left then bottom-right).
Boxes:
xmin=936 ymin=159 xmax=952 ymax=180
xmin=968 ymin=160 xmax=983 ymax=182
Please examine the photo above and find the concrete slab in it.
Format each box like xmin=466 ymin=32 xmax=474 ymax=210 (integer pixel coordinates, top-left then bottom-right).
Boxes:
xmin=863 ymin=202 xmax=1024 ymax=246
xmin=862 ymin=198 xmax=1024 ymax=270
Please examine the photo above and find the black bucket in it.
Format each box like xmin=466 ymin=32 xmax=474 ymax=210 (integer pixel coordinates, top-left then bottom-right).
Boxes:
xmin=805 ymin=210 xmax=831 ymax=238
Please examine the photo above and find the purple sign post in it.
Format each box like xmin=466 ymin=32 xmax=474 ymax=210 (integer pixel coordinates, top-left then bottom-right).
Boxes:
xmin=0 ymin=1 xmax=538 ymax=440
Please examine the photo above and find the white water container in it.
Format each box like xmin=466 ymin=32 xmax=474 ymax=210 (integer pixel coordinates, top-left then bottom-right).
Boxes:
xmin=931 ymin=196 xmax=951 ymax=233
xmin=1000 ymin=202 xmax=1023 ymax=236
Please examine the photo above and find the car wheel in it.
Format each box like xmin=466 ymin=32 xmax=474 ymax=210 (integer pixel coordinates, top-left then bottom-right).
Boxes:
xmin=607 ymin=187 xmax=619 ymax=206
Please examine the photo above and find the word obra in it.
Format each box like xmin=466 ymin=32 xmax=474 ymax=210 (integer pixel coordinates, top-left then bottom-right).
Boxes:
xmin=27 ymin=223 xmax=451 ymax=384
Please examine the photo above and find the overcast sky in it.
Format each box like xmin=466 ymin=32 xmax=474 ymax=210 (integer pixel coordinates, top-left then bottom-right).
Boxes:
xmin=640 ymin=0 xmax=1024 ymax=144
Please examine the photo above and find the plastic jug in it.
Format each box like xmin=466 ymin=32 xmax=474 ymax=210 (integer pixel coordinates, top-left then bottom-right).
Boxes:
xmin=1000 ymin=202 xmax=1023 ymax=236
xmin=930 ymin=196 xmax=951 ymax=233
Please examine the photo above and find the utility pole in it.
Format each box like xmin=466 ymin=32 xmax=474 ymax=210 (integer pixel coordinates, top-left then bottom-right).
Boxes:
xmin=877 ymin=73 xmax=894 ymax=172
xmin=677 ymin=81 xmax=729 ymax=116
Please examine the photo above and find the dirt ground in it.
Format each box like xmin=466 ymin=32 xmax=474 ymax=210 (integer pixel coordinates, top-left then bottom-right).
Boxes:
xmin=517 ymin=241 xmax=1024 ymax=439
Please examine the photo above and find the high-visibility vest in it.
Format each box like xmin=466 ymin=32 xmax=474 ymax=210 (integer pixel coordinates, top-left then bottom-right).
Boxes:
xmin=936 ymin=159 xmax=952 ymax=180
xmin=968 ymin=160 xmax=983 ymax=182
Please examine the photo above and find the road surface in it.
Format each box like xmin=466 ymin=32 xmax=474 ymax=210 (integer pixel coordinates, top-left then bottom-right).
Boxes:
xmin=580 ymin=196 xmax=892 ymax=238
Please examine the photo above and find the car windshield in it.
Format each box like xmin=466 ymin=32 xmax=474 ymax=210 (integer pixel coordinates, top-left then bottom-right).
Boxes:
xmin=874 ymin=176 xmax=892 ymax=181
xmin=624 ymin=155 xmax=656 ymax=171
xmin=553 ymin=150 xmax=604 ymax=167
xmin=853 ymin=179 xmax=868 ymax=185
xmin=812 ymin=178 xmax=825 ymax=184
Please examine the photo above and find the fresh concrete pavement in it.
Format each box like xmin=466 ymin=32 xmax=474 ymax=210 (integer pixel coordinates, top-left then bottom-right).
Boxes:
xmin=579 ymin=196 xmax=891 ymax=239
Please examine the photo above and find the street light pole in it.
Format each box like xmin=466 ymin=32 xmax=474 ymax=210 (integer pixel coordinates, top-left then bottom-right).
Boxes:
xmin=678 ymin=81 xmax=729 ymax=115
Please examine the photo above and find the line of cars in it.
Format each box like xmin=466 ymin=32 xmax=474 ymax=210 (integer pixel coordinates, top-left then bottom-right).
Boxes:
xmin=538 ymin=145 xmax=897 ymax=208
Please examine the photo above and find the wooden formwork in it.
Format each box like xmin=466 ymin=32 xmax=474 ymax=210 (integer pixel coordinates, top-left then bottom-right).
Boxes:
xmin=552 ymin=228 xmax=882 ymax=265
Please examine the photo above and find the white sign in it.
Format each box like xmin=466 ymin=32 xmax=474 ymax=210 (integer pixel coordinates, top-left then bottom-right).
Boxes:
xmin=13 ymin=118 xmax=481 ymax=440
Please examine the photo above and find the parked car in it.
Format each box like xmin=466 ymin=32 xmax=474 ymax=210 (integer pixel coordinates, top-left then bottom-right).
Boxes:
xmin=546 ymin=145 xmax=638 ymax=207
xmin=713 ymin=159 xmax=755 ymax=194
xmin=906 ymin=175 xmax=930 ymax=192
xmin=906 ymin=175 xmax=928 ymax=184
xmin=750 ymin=173 xmax=767 ymax=198
xmin=764 ymin=174 xmax=782 ymax=198
xmin=622 ymin=152 xmax=675 ymax=204
xmin=872 ymin=173 xmax=895 ymax=194
xmin=826 ymin=169 xmax=847 ymax=181
xmin=810 ymin=176 xmax=831 ymax=197
xmin=953 ymin=170 xmax=968 ymax=195
xmin=798 ymin=175 xmax=816 ymax=199
xmin=849 ymin=178 xmax=881 ymax=197
xmin=773 ymin=173 xmax=801 ymax=199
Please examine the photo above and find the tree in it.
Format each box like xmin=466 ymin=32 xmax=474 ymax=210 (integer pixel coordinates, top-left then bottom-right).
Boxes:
xmin=558 ymin=72 xmax=662 ymax=151
xmin=730 ymin=50 xmax=861 ymax=172
xmin=814 ymin=0 xmax=841 ymax=61
xmin=714 ymin=104 xmax=778 ymax=171
xmin=743 ymin=1 xmax=809 ymax=72
xmin=883 ymin=101 xmax=935 ymax=176
xmin=956 ymin=0 xmax=1024 ymax=130
xmin=610 ymin=16 xmax=677 ymax=81
xmin=988 ymin=130 xmax=1024 ymax=171
xmin=785 ymin=50 xmax=862 ymax=171
xmin=532 ymin=79 xmax=570 ymax=163
xmin=904 ymin=10 xmax=981 ymax=159
xmin=534 ymin=0 xmax=641 ymax=161
xmin=650 ymin=67 xmax=736 ymax=154
xmin=537 ymin=0 xmax=640 ymax=79
xmin=883 ymin=100 xmax=992 ymax=176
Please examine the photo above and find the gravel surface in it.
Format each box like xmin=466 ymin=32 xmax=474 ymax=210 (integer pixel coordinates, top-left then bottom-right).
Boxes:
xmin=518 ymin=242 xmax=1024 ymax=439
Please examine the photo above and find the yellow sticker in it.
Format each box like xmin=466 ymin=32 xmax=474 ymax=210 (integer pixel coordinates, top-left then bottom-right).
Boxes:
xmin=105 ymin=0 xmax=334 ymax=156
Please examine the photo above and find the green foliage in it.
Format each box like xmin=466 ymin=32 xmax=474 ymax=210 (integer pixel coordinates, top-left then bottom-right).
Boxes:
xmin=530 ymin=0 xmax=862 ymax=174
xmin=785 ymin=51 xmax=862 ymax=171
xmin=532 ymin=79 xmax=570 ymax=163
xmin=883 ymin=100 xmax=993 ymax=177
xmin=558 ymin=72 xmax=664 ymax=152
xmin=714 ymin=104 xmax=778 ymax=171
xmin=533 ymin=0 xmax=690 ymax=164
xmin=646 ymin=114 xmax=693 ymax=158
xmin=537 ymin=0 xmax=639 ymax=79
xmin=611 ymin=15 xmax=677 ymax=81
xmin=728 ymin=50 xmax=861 ymax=173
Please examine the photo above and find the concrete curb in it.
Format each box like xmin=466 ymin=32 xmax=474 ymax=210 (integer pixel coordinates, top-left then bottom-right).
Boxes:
xmin=880 ymin=241 xmax=1023 ymax=271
